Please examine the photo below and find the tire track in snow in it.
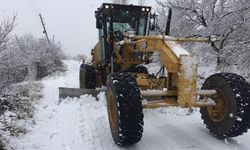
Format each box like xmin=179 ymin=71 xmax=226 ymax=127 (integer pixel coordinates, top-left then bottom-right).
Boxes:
xmin=78 ymin=94 xmax=116 ymax=150
xmin=78 ymin=96 xmax=100 ymax=150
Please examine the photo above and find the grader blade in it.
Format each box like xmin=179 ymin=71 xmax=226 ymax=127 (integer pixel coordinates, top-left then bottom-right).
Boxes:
xmin=58 ymin=87 xmax=106 ymax=99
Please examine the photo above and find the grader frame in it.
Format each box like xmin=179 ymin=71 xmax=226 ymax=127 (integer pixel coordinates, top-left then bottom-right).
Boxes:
xmin=59 ymin=3 xmax=250 ymax=147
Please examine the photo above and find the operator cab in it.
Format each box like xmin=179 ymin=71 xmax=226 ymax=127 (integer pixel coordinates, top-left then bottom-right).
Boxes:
xmin=95 ymin=3 xmax=152 ymax=64
xmin=95 ymin=3 xmax=151 ymax=36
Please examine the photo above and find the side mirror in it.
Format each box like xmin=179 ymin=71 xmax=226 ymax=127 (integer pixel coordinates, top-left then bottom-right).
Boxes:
xmin=149 ymin=12 xmax=157 ymax=31
xmin=96 ymin=20 xmax=102 ymax=29
xmin=95 ymin=10 xmax=103 ymax=29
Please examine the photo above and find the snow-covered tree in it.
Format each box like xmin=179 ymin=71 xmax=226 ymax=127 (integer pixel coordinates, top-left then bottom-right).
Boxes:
xmin=73 ymin=54 xmax=87 ymax=62
xmin=112 ymin=0 xmax=129 ymax=5
xmin=12 ymin=34 xmax=65 ymax=79
xmin=138 ymin=0 xmax=146 ymax=5
xmin=156 ymin=0 xmax=250 ymax=78
xmin=0 ymin=22 xmax=65 ymax=87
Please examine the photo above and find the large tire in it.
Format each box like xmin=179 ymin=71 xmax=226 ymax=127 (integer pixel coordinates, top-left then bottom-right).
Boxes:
xmin=200 ymin=73 xmax=250 ymax=138
xmin=127 ymin=66 xmax=148 ymax=74
xmin=107 ymin=72 xmax=144 ymax=146
xmin=79 ymin=64 xmax=96 ymax=89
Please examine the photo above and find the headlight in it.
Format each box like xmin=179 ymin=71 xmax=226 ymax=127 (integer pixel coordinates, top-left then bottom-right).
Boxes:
xmin=210 ymin=35 xmax=218 ymax=42
xmin=142 ymin=8 xmax=145 ymax=11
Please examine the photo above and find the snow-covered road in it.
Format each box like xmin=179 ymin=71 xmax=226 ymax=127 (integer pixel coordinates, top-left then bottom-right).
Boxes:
xmin=10 ymin=60 xmax=250 ymax=150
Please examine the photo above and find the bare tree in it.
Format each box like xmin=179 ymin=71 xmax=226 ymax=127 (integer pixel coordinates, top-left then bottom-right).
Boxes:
xmin=0 ymin=15 xmax=16 ymax=53
xmin=0 ymin=16 xmax=18 ymax=86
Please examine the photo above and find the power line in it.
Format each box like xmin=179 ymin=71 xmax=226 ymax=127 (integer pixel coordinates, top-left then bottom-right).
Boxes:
xmin=25 ymin=0 xmax=41 ymax=15
xmin=25 ymin=0 xmax=53 ymax=43
xmin=30 ymin=0 xmax=39 ymax=13
xmin=29 ymin=0 xmax=40 ymax=13
xmin=25 ymin=0 xmax=37 ymax=14
xmin=29 ymin=22 xmax=40 ymax=33
xmin=34 ymin=0 xmax=41 ymax=12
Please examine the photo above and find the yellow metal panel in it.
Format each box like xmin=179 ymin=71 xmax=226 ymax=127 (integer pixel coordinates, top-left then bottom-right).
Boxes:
xmin=136 ymin=77 xmax=168 ymax=89
xmin=143 ymin=99 xmax=178 ymax=108
xmin=133 ymin=36 xmax=211 ymax=43
xmin=135 ymin=39 xmax=179 ymax=73
xmin=177 ymin=54 xmax=198 ymax=107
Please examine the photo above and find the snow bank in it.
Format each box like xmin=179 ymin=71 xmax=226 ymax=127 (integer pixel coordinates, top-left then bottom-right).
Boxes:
xmin=0 ymin=81 xmax=43 ymax=149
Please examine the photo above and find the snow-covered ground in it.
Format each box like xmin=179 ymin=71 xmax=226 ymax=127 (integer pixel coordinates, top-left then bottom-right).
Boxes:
xmin=8 ymin=60 xmax=250 ymax=150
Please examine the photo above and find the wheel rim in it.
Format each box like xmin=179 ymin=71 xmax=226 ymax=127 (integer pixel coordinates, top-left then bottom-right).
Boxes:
xmin=108 ymin=90 xmax=116 ymax=129
xmin=207 ymin=89 xmax=227 ymax=122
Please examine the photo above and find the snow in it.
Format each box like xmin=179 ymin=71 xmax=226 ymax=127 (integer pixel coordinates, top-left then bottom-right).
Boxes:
xmin=113 ymin=80 xmax=119 ymax=84
xmin=230 ymin=113 xmax=234 ymax=118
xmin=165 ymin=40 xmax=189 ymax=58
xmin=8 ymin=60 xmax=250 ymax=150
xmin=140 ymin=89 xmax=168 ymax=97
xmin=196 ymin=90 xmax=217 ymax=96
xmin=237 ymin=117 xmax=242 ymax=122
xmin=180 ymin=54 xmax=198 ymax=79
xmin=195 ymin=98 xmax=216 ymax=106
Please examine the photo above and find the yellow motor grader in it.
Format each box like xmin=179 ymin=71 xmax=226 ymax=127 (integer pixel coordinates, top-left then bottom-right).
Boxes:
xmin=59 ymin=3 xmax=250 ymax=146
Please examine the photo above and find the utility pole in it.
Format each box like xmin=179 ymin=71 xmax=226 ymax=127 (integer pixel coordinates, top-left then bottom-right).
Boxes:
xmin=39 ymin=13 xmax=50 ymax=44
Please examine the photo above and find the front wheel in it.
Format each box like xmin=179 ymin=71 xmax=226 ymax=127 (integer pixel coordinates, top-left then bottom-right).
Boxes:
xmin=200 ymin=73 xmax=250 ymax=138
xmin=107 ymin=72 xmax=144 ymax=146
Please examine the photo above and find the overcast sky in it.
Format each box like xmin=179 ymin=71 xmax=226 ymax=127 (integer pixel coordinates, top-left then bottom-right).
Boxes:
xmin=0 ymin=0 xmax=155 ymax=57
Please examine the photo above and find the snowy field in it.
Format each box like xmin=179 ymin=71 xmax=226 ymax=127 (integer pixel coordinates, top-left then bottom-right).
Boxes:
xmin=8 ymin=60 xmax=250 ymax=150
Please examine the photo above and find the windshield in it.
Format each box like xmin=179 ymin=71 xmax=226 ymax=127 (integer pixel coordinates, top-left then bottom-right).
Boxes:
xmin=106 ymin=9 xmax=148 ymax=36
xmin=113 ymin=22 xmax=131 ymax=32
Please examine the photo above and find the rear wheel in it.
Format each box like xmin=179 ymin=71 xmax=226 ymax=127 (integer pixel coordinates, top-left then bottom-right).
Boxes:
xmin=79 ymin=64 xmax=96 ymax=89
xmin=200 ymin=73 xmax=250 ymax=138
xmin=107 ymin=72 xmax=144 ymax=146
